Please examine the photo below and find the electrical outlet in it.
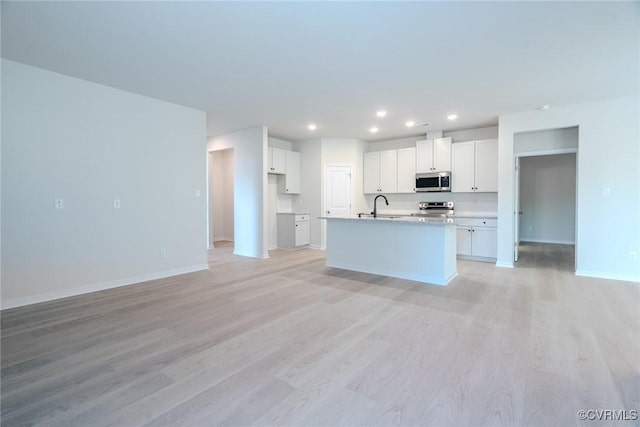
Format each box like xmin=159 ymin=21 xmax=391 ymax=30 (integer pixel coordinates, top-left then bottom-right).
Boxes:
xmin=195 ymin=189 xmax=201 ymax=198
xmin=630 ymin=251 xmax=638 ymax=262
xmin=602 ymin=187 xmax=611 ymax=197
xmin=528 ymin=226 xmax=532 ymax=232
xmin=113 ymin=199 xmax=121 ymax=209
xmin=160 ymin=249 xmax=167 ymax=258
xmin=55 ymin=199 xmax=64 ymax=209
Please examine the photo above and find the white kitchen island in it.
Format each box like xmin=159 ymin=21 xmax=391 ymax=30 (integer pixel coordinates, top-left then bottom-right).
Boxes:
xmin=320 ymin=216 xmax=457 ymax=286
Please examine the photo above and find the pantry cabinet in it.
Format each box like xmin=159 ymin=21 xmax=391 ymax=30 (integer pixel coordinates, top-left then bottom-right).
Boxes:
xmin=416 ymin=137 xmax=452 ymax=173
xmin=451 ymin=139 xmax=498 ymax=192
xmin=364 ymin=150 xmax=397 ymax=193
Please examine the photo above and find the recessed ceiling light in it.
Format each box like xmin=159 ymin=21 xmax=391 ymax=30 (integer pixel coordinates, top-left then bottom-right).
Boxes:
xmin=405 ymin=120 xmax=415 ymax=127
xmin=447 ymin=114 xmax=458 ymax=121
xmin=376 ymin=110 xmax=387 ymax=118
xmin=538 ymin=104 xmax=550 ymax=110
xmin=308 ymin=123 xmax=317 ymax=130
xmin=370 ymin=127 xmax=379 ymax=133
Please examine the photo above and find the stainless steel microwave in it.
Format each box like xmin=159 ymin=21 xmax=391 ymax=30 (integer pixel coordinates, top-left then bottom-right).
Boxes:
xmin=415 ymin=171 xmax=451 ymax=192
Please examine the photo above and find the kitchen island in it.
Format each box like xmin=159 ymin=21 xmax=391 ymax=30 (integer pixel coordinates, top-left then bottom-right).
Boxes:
xmin=320 ymin=216 xmax=457 ymax=286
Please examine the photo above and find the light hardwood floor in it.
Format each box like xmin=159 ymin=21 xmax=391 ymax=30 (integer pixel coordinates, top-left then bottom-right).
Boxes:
xmin=1 ymin=242 xmax=639 ymax=426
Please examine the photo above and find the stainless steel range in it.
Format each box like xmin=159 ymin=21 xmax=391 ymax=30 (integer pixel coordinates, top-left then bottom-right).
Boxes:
xmin=412 ymin=201 xmax=455 ymax=218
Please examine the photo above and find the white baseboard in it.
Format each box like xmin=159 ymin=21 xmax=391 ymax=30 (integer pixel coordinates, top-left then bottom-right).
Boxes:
xmin=575 ymin=269 xmax=639 ymax=283
xmin=520 ymin=238 xmax=575 ymax=245
xmin=1 ymin=264 xmax=210 ymax=311
xmin=309 ymin=244 xmax=326 ymax=251
xmin=495 ymin=261 xmax=514 ymax=268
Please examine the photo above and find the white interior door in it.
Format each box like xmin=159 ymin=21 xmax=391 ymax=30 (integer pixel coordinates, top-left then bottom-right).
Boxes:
xmin=514 ymin=156 xmax=520 ymax=262
xmin=325 ymin=166 xmax=352 ymax=217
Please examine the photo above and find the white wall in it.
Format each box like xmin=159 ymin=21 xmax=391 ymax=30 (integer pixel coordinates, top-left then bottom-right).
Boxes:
xmin=1 ymin=60 xmax=208 ymax=308
xmin=519 ymin=154 xmax=576 ymax=244
xmin=444 ymin=125 xmax=498 ymax=142
xmin=515 ymin=126 xmax=578 ymax=153
xmin=498 ymin=95 xmax=640 ymax=282
xmin=208 ymin=126 xmax=268 ymax=258
xmin=209 ymin=149 xmax=234 ymax=243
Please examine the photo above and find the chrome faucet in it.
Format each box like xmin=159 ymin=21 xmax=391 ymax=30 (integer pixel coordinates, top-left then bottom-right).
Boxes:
xmin=372 ymin=194 xmax=389 ymax=218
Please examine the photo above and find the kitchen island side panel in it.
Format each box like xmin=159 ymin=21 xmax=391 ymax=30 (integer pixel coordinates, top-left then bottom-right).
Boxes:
xmin=324 ymin=218 xmax=457 ymax=285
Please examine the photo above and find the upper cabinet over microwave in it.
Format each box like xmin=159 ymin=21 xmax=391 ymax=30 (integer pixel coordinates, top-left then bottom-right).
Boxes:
xmin=416 ymin=137 xmax=452 ymax=173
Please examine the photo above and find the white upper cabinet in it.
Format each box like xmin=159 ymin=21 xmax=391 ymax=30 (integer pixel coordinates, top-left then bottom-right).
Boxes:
xmin=451 ymin=139 xmax=498 ymax=193
xmin=451 ymin=141 xmax=476 ymax=192
xmin=268 ymin=147 xmax=287 ymax=174
xmin=364 ymin=150 xmax=397 ymax=194
xmin=396 ymin=147 xmax=416 ymax=193
xmin=416 ymin=137 xmax=452 ymax=173
xmin=474 ymin=139 xmax=498 ymax=192
xmin=281 ymin=150 xmax=301 ymax=194
xmin=379 ymin=150 xmax=398 ymax=193
xmin=363 ymin=152 xmax=380 ymax=194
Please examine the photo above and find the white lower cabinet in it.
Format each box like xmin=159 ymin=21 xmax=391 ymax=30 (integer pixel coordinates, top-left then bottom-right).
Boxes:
xmin=455 ymin=218 xmax=497 ymax=261
xmin=277 ymin=213 xmax=310 ymax=249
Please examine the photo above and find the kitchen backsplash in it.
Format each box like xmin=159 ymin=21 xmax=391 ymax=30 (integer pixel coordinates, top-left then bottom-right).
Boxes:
xmin=364 ymin=192 xmax=497 ymax=216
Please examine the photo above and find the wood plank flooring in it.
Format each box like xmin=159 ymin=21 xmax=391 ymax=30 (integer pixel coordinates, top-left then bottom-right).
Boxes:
xmin=1 ymin=241 xmax=639 ymax=426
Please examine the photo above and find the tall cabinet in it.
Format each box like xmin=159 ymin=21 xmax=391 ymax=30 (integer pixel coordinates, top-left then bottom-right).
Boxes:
xmin=451 ymin=139 xmax=498 ymax=192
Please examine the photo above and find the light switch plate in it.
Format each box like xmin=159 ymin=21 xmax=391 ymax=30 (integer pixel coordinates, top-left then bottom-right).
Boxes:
xmin=55 ymin=199 xmax=64 ymax=209
xmin=113 ymin=199 xmax=121 ymax=208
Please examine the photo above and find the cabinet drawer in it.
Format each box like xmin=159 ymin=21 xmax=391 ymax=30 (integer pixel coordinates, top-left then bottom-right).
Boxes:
xmin=295 ymin=214 xmax=309 ymax=222
xmin=455 ymin=218 xmax=497 ymax=227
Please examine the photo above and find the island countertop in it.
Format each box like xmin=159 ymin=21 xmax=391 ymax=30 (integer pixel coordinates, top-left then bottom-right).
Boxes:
xmin=318 ymin=215 xmax=455 ymax=225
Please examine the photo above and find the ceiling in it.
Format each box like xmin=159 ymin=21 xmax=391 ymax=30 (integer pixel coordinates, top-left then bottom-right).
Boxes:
xmin=2 ymin=1 xmax=638 ymax=142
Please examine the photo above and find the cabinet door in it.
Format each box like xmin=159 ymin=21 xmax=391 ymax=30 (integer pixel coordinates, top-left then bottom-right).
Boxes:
xmin=295 ymin=221 xmax=310 ymax=246
xmin=378 ymin=150 xmax=397 ymax=193
xmin=474 ymin=139 xmax=498 ymax=192
xmin=416 ymin=139 xmax=434 ymax=173
xmin=396 ymin=147 xmax=416 ymax=193
xmin=284 ymin=151 xmax=301 ymax=194
xmin=451 ymin=141 xmax=476 ymax=192
xmin=456 ymin=227 xmax=472 ymax=256
xmin=433 ymin=137 xmax=452 ymax=172
xmin=471 ymin=227 xmax=497 ymax=258
xmin=363 ymin=152 xmax=380 ymax=193
xmin=271 ymin=148 xmax=287 ymax=174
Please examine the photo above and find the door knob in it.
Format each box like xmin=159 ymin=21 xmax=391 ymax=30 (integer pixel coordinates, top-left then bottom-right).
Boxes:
xmin=327 ymin=210 xmax=331 ymax=214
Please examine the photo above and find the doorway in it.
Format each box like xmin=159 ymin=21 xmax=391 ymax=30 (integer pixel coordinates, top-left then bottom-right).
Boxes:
xmin=208 ymin=149 xmax=234 ymax=250
xmin=515 ymin=152 xmax=577 ymax=269
xmin=323 ymin=165 xmax=352 ymax=248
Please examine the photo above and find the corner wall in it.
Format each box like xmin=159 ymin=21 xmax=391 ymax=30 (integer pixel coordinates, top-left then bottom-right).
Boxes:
xmin=498 ymin=95 xmax=640 ymax=282
xmin=208 ymin=126 xmax=268 ymax=258
xmin=1 ymin=60 xmax=208 ymax=308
